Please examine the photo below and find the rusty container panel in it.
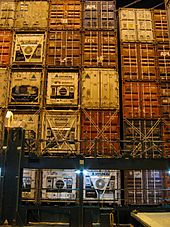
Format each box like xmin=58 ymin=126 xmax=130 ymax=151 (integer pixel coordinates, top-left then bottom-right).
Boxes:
xmin=123 ymin=119 xmax=162 ymax=158
xmin=46 ymin=72 xmax=78 ymax=106
xmin=122 ymin=82 xmax=160 ymax=118
xmin=41 ymin=110 xmax=80 ymax=155
xmin=162 ymin=120 xmax=170 ymax=158
xmin=47 ymin=31 xmax=81 ymax=67
xmin=82 ymin=69 xmax=119 ymax=109
xmin=12 ymin=34 xmax=45 ymax=64
xmin=82 ymin=31 xmax=117 ymax=68
xmin=124 ymin=170 xmax=163 ymax=205
xmin=119 ymin=8 xmax=137 ymax=42
xmin=121 ymin=43 xmax=157 ymax=81
xmin=160 ymin=83 xmax=170 ymax=118
xmin=153 ymin=10 xmax=169 ymax=42
xmin=9 ymin=71 xmax=42 ymax=106
xmin=157 ymin=43 xmax=170 ymax=81
xmin=12 ymin=112 xmax=39 ymax=153
xmin=15 ymin=1 xmax=49 ymax=29
xmin=0 ymin=1 xmax=15 ymax=28
xmin=83 ymin=0 xmax=116 ymax=30
xmin=0 ymin=31 xmax=13 ymax=66
xmin=49 ymin=0 xmax=81 ymax=30
xmin=22 ymin=169 xmax=37 ymax=200
xmin=0 ymin=69 xmax=9 ymax=108
xmin=81 ymin=109 xmax=120 ymax=157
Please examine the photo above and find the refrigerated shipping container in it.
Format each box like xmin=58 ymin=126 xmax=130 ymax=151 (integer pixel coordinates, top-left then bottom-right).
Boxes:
xmin=119 ymin=8 xmax=154 ymax=42
xmin=0 ymin=68 xmax=9 ymax=108
xmin=81 ymin=109 xmax=120 ymax=157
xmin=160 ymin=82 xmax=170 ymax=118
xmin=123 ymin=119 xmax=162 ymax=158
xmin=14 ymin=1 xmax=49 ymax=29
xmin=124 ymin=170 xmax=164 ymax=205
xmin=41 ymin=169 xmax=77 ymax=201
xmin=22 ymin=169 xmax=37 ymax=201
xmin=82 ymin=30 xmax=117 ymax=68
xmin=41 ymin=110 xmax=80 ymax=155
xmin=12 ymin=112 xmax=39 ymax=153
xmin=9 ymin=71 xmax=42 ymax=105
xmin=81 ymin=68 xmax=119 ymax=109
xmin=157 ymin=42 xmax=170 ymax=81
xmin=12 ymin=33 xmax=45 ymax=64
xmin=49 ymin=0 xmax=81 ymax=30
xmin=120 ymin=42 xmax=157 ymax=81
xmin=83 ymin=170 xmax=121 ymax=204
xmin=47 ymin=31 xmax=81 ymax=67
xmin=0 ymin=1 xmax=15 ymax=28
xmin=153 ymin=10 xmax=169 ymax=42
xmin=46 ymin=72 xmax=78 ymax=106
xmin=0 ymin=31 xmax=13 ymax=66
xmin=122 ymin=81 xmax=160 ymax=118
xmin=82 ymin=0 xmax=116 ymax=30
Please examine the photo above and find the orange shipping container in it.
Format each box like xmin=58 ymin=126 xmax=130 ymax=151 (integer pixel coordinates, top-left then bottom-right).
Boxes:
xmin=81 ymin=109 xmax=120 ymax=157
xmin=0 ymin=31 xmax=13 ymax=66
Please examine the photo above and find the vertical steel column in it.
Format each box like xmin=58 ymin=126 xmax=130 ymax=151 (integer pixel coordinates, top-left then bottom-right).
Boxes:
xmin=0 ymin=127 xmax=24 ymax=225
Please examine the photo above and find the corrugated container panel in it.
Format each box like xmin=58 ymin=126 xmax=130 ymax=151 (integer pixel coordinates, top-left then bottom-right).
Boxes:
xmin=49 ymin=0 xmax=81 ymax=30
xmin=47 ymin=31 xmax=81 ymax=67
xmin=9 ymin=71 xmax=42 ymax=106
xmin=123 ymin=119 xmax=162 ymax=158
xmin=153 ymin=10 xmax=169 ymax=42
xmin=83 ymin=0 xmax=116 ymax=30
xmin=124 ymin=170 xmax=163 ymax=205
xmin=0 ymin=31 xmax=13 ymax=66
xmin=82 ymin=31 xmax=117 ymax=68
xmin=41 ymin=110 xmax=80 ymax=154
xmin=46 ymin=72 xmax=78 ymax=106
xmin=12 ymin=33 xmax=45 ymax=64
xmin=160 ymin=83 xmax=170 ymax=118
xmin=121 ymin=43 xmax=157 ymax=81
xmin=162 ymin=120 xmax=170 ymax=158
xmin=83 ymin=170 xmax=121 ymax=204
xmin=119 ymin=8 xmax=154 ymax=42
xmin=41 ymin=169 xmax=77 ymax=201
xmin=123 ymin=82 xmax=160 ymax=118
xmin=12 ymin=112 xmax=39 ymax=153
xmin=81 ymin=109 xmax=120 ymax=157
xmin=15 ymin=1 xmax=49 ymax=29
xmin=157 ymin=43 xmax=170 ymax=81
xmin=0 ymin=68 xmax=9 ymax=108
xmin=82 ymin=69 xmax=119 ymax=109
xmin=0 ymin=1 xmax=15 ymax=28
xmin=22 ymin=169 xmax=37 ymax=200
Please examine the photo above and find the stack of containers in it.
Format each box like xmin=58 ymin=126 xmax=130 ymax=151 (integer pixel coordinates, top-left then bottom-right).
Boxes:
xmin=119 ymin=8 xmax=169 ymax=205
xmin=7 ymin=0 xmax=49 ymax=154
xmin=81 ymin=0 xmax=120 ymax=157
xmin=42 ymin=0 xmax=81 ymax=155
xmin=0 ymin=1 xmax=15 ymax=145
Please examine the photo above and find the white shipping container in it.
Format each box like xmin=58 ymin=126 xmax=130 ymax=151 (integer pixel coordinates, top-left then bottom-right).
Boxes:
xmin=22 ymin=169 xmax=36 ymax=200
xmin=9 ymin=71 xmax=42 ymax=105
xmin=46 ymin=72 xmax=78 ymax=106
xmin=12 ymin=112 xmax=39 ymax=152
xmin=82 ymin=69 xmax=119 ymax=109
xmin=83 ymin=170 xmax=121 ymax=204
xmin=13 ymin=34 xmax=45 ymax=63
xmin=0 ymin=1 xmax=15 ymax=28
xmin=41 ymin=110 xmax=80 ymax=154
xmin=15 ymin=1 xmax=49 ymax=29
xmin=119 ymin=8 xmax=154 ymax=42
xmin=41 ymin=169 xmax=77 ymax=201
xmin=0 ymin=69 xmax=9 ymax=108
